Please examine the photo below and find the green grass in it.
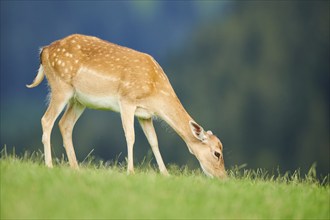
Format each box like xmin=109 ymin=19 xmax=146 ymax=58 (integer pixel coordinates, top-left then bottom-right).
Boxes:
xmin=1 ymin=151 xmax=329 ymax=219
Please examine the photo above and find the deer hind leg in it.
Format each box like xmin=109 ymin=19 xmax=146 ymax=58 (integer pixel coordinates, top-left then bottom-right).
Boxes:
xmin=138 ymin=118 xmax=169 ymax=176
xmin=120 ymin=102 xmax=137 ymax=174
xmin=59 ymin=100 xmax=85 ymax=169
xmin=41 ymin=90 xmax=72 ymax=168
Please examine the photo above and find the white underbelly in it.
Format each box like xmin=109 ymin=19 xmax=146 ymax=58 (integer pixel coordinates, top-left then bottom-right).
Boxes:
xmin=75 ymin=91 xmax=120 ymax=112
xmin=74 ymin=91 xmax=154 ymax=119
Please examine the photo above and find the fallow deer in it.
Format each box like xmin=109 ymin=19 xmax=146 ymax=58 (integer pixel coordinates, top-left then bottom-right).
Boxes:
xmin=27 ymin=34 xmax=226 ymax=178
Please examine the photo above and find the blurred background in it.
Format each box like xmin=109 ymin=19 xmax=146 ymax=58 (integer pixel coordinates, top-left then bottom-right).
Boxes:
xmin=1 ymin=1 xmax=329 ymax=177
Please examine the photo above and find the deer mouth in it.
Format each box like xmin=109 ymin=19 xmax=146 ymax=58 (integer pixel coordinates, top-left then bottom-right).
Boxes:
xmin=199 ymin=163 xmax=214 ymax=178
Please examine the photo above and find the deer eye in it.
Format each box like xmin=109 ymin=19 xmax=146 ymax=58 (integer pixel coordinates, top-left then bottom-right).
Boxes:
xmin=213 ymin=151 xmax=221 ymax=160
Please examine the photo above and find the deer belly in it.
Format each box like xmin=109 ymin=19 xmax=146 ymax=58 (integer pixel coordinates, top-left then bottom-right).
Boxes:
xmin=74 ymin=91 xmax=154 ymax=119
xmin=75 ymin=91 xmax=120 ymax=112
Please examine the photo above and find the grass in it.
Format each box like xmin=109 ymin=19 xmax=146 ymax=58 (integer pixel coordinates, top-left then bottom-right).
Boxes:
xmin=1 ymin=150 xmax=329 ymax=219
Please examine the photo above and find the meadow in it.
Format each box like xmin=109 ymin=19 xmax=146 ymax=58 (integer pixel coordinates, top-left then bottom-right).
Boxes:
xmin=1 ymin=150 xmax=329 ymax=219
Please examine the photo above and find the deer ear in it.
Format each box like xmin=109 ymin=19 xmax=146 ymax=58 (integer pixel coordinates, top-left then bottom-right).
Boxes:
xmin=189 ymin=121 xmax=207 ymax=142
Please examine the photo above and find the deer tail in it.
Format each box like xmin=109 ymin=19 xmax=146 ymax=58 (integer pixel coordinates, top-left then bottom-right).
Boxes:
xmin=26 ymin=48 xmax=45 ymax=88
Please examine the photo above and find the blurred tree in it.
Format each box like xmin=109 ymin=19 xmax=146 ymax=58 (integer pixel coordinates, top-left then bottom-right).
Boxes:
xmin=166 ymin=1 xmax=329 ymax=176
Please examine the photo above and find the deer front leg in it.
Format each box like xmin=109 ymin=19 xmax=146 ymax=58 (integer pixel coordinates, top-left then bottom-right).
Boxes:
xmin=120 ymin=102 xmax=136 ymax=174
xmin=138 ymin=118 xmax=169 ymax=176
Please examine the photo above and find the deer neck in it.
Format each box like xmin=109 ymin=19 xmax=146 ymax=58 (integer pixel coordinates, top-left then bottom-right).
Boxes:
xmin=156 ymin=96 xmax=197 ymax=152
